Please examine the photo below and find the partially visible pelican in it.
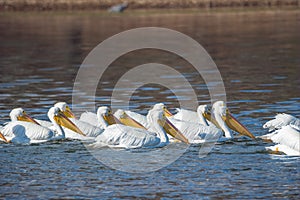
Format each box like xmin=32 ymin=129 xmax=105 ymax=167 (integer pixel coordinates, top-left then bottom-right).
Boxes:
xmin=80 ymin=104 xmax=165 ymax=129
xmin=114 ymin=109 xmax=146 ymax=130
xmin=111 ymin=103 xmax=173 ymax=129
xmin=166 ymin=104 xmax=223 ymax=143
xmin=171 ymin=105 xmax=212 ymax=126
xmin=259 ymin=114 xmax=300 ymax=156
xmin=80 ymin=106 xmax=121 ymax=129
xmin=263 ymin=113 xmax=300 ymax=131
xmin=92 ymin=106 xmax=189 ymax=149
xmin=79 ymin=111 xmax=100 ymax=127
xmin=54 ymin=102 xmax=76 ymax=118
xmin=35 ymin=102 xmax=76 ymax=127
xmin=0 ymin=107 xmax=84 ymax=144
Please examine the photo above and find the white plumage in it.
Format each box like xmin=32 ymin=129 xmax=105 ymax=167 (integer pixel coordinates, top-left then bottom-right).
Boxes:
xmin=94 ymin=124 xmax=161 ymax=148
xmin=168 ymin=102 xmax=233 ymax=143
xmin=36 ymin=102 xmax=104 ymax=139
xmin=0 ymin=107 xmax=79 ymax=144
xmin=92 ymin=106 xmax=185 ymax=149
xmin=263 ymin=113 xmax=300 ymax=131
xmin=171 ymin=105 xmax=212 ymax=126
xmin=67 ymin=118 xmax=103 ymax=138
xmin=116 ymin=103 xmax=166 ymax=130
xmin=120 ymin=110 xmax=149 ymax=129
xmin=167 ymin=119 xmax=222 ymax=143
xmin=2 ymin=121 xmax=54 ymax=143
xmin=260 ymin=113 xmax=300 ymax=156
xmin=55 ymin=102 xmax=104 ymax=138
xmin=35 ymin=119 xmax=53 ymax=128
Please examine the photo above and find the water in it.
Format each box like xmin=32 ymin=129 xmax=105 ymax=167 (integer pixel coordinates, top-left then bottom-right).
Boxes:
xmin=0 ymin=9 xmax=299 ymax=199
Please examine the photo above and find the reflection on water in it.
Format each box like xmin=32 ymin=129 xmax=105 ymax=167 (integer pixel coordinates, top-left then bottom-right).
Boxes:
xmin=0 ymin=9 xmax=299 ymax=198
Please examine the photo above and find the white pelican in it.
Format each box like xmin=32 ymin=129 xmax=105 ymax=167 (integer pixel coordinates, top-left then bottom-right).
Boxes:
xmin=92 ymin=106 xmax=189 ymax=149
xmin=37 ymin=102 xmax=104 ymax=139
xmin=210 ymin=101 xmax=255 ymax=139
xmin=259 ymin=114 xmax=300 ymax=156
xmin=0 ymin=107 xmax=84 ymax=144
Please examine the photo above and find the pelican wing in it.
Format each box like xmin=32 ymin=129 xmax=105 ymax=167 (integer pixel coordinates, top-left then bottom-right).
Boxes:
xmin=35 ymin=119 xmax=53 ymax=128
xmin=263 ymin=113 xmax=300 ymax=131
xmin=172 ymin=108 xmax=213 ymax=126
xmin=2 ymin=121 xmax=53 ymax=141
xmin=271 ymin=125 xmax=300 ymax=152
xmin=95 ymin=124 xmax=160 ymax=149
xmin=168 ymin=118 xmax=222 ymax=143
xmin=79 ymin=111 xmax=101 ymax=127
xmin=260 ymin=125 xmax=300 ymax=155
xmin=68 ymin=118 xmax=104 ymax=137
xmin=173 ymin=108 xmax=198 ymax=123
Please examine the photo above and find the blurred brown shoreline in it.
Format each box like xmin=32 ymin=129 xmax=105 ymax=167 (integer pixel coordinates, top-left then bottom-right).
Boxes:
xmin=1 ymin=0 xmax=299 ymax=11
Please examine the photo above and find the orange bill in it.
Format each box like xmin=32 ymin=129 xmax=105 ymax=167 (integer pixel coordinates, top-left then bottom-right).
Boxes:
xmin=18 ymin=112 xmax=40 ymax=125
xmin=223 ymin=110 xmax=255 ymax=139
xmin=117 ymin=112 xmax=146 ymax=130
xmin=163 ymin=107 xmax=173 ymax=117
xmin=54 ymin=111 xmax=85 ymax=136
xmin=64 ymin=106 xmax=76 ymax=119
xmin=159 ymin=118 xmax=189 ymax=144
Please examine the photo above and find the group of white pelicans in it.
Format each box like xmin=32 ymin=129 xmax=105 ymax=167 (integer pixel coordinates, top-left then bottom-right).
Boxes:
xmin=0 ymin=101 xmax=299 ymax=156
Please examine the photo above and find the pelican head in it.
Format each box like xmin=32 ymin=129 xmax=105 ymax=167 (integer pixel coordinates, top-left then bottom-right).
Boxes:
xmin=149 ymin=105 xmax=189 ymax=144
xmin=213 ymin=101 xmax=226 ymax=117
xmin=114 ymin=109 xmax=146 ymax=129
xmin=198 ymin=105 xmax=211 ymax=118
xmin=197 ymin=105 xmax=209 ymax=114
xmin=97 ymin=106 xmax=120 ymax=127
xmin=152 ymin=103 xmax=173 ymax=117
xmin=212 ymin=101 xmax=255 ymax=138
xmin=54 ymin=102 xmax=76 ymax=118
xmin=10 ymin=108 xmax=40 ymax=125
xmin=197 ymin=105 xmax=211 ymax=126
xmin=48 ymin=107 xmax=85 ymax=136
